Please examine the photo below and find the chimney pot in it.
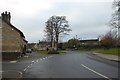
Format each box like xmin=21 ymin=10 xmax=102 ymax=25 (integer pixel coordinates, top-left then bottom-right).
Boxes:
xmin=1 ymin=11 xmax=11 ymax=24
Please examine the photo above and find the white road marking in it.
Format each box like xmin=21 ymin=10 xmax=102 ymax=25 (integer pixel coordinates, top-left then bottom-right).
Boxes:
xmin=32 ymin=61 xmax=34 ymax=62
xmin=19 ymin=71 xmax=23 ymax=78
xmin=81 ymin=64 xmax=112 ymax=80
xmin=27 ymin=65 xmax=30 ymax=68
xmin=43 ymin=58 xmax=45 ymax=60
xmin=36 ymin=59 xmax=39 ymax=62
xmin=23 ymin=68 xmax=27 ymax=71
xmin=24 ymin=64 xmax=32 ymax=72
xmin=23 ymin=56 xmax=54 ymax=72
xmin=40 ymin=59 xmax=43 ymax=60
xmin=30 ymin=64 xmax=33 ymax=66
xmin=10 ymin=61 xmax=17 ymax=63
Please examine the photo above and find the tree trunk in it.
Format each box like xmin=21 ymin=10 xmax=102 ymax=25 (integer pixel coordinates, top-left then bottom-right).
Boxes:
xmin=55 ymin=35 xmax=59 ymax=51
xmin=50 ymin=36 xmax=53 ymax=48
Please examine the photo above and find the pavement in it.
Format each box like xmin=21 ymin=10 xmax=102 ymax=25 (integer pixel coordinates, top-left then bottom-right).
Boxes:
xmin=93 ymin=52 xmax=120 ymax=62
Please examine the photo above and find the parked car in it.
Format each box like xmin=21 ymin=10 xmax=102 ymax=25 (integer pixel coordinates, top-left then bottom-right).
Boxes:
xmin=26 ymin=49 xmax=32 ymax=53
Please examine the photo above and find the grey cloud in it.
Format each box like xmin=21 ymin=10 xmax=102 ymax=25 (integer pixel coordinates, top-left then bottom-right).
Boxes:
xmin=9 ymin=1 xmax=114 ymax=42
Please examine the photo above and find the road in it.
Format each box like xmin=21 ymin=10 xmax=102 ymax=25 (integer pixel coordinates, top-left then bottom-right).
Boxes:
xmin=2 ymin=51 xmax=119 ymax=79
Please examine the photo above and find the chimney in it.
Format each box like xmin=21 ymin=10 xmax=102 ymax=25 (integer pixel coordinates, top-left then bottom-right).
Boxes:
xmin=1 ymin=11 xmax=11 ymax=24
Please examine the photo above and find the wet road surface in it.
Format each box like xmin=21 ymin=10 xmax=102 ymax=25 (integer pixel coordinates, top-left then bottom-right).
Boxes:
xmin=2 ymin=51 xmax=119 ymax=79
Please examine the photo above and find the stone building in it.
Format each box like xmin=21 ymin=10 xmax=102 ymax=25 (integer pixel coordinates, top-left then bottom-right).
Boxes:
xmin=79 ymin=39 xmax=100 ymax=48
xmin=0 ymin=11 xmax=27 ymax=60
xmin=28 ymin=41 xmax=51 ymax=51
xmin=27 ymin=43 xmax=37 ymax=50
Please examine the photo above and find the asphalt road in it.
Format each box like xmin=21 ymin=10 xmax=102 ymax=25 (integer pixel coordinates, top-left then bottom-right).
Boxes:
xmin=2 ymin=51 xmax=119 ymax=79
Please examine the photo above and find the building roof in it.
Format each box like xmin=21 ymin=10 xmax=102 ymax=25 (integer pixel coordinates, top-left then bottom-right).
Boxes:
xmin=80 ymin=39 xmax=99 ymax=42
xmin=0 ymin=16 xmax=25 ymax=38
xmin=9 ymin=23 xmax=25 ymax=38
xmin=23 ymin=38 xmax=28 ymax=43
xmin=1 ymin=11 xmax=25 ymax=38
xmin=27 ymin=43 xmax=36 ymax=48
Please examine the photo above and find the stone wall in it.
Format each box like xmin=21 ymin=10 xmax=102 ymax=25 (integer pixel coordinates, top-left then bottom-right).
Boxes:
xmin=2 ymin=52 xmax=21 ymax=60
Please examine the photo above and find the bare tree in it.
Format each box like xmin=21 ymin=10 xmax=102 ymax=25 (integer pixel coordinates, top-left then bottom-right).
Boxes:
xmin=109 ymin=0 xmax=120 ymax=29
xmin=44 ymin=20 xmax=54 ymax=47
xmin=44 ymin=16 xmax=71 ymax=50
xmin=109 ymin=0 xmax=120 ymax=47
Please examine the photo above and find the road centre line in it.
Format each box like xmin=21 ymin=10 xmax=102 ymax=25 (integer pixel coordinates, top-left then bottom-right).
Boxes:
xmin=40 ymin=59 xmax=43 ymax=60
xmin=43 ymin=58 xmax=45 ymax=60
xmin=36 ymin=59 xmax=39 ymax=62
xmin=23 ymin=68 xmax=27 ymax=71
xmin=81 ymin=64 xmax=112 ymax=80
xmin=24 ymin=64 xmax=32 ymax=72
xmin=27 ymin=65 xmax=30 ymax=68
xmin=24 ymin=65 xmax=31 ymax=71
xmin=30 ymin=56 xmax=54 ymax=70
xmin=32 ymin=61 xmax=34 ymax=62
xmin=24 ymin=56 xmax=54 ymax=72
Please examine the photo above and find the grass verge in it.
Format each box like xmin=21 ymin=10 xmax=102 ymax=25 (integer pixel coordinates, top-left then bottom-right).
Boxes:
xmin=76 ymin=48 xmax=120 ymax=56
xmin=76 ymin=48 xmax=104 ymax=52
xmin=99 ymin=48 xmax=120 ymax=56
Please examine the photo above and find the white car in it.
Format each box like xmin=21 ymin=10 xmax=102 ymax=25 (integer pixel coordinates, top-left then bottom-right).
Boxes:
xmin=26 ymin=49 xmax=32 ymax=53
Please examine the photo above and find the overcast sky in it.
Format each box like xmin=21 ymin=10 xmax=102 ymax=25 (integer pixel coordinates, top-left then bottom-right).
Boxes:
xmin=0 ymin=0 xmax=114 ymax=43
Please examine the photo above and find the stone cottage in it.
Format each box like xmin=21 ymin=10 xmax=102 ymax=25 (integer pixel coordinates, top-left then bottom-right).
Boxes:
xmin=0 ymin=11 xmax=27 ymax=60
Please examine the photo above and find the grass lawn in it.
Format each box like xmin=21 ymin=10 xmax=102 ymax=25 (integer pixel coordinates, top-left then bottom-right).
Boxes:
xmin=100 ymin=48 xmax=120 ymax=56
